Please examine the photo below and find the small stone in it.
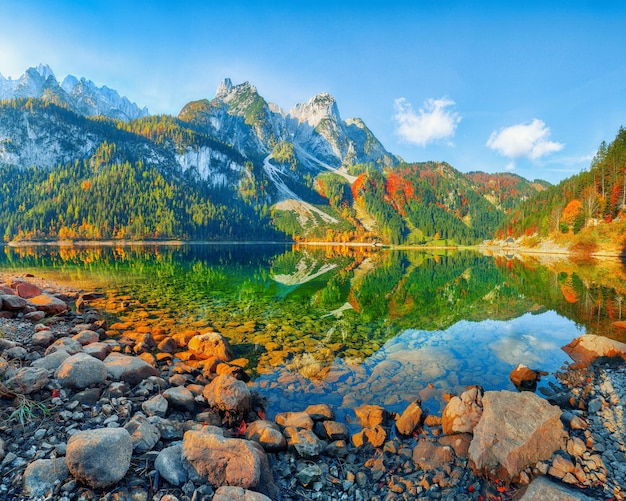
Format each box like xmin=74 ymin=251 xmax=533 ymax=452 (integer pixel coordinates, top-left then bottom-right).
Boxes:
xmin=155 ymin=445 xmax=187 ymax=486
xmin=23 ymin=458 xmax=69 ymax=497
xmin=163 ymin=386 xmax=196 ymax=411
xmin=142 ymin=394 xmax=169 ymax=417
xmin=275 ymin=411 xmax=314 ymax=430
xmin=296 ymin=463 xmax=322 ymax=487
xmin=567 ymin=437 xmax=586 ymax=457
xmin=124 ymin=413 xmax=161 ymax=453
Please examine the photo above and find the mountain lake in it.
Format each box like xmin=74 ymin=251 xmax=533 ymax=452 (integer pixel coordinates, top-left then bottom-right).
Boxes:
xmin=2 ymin=243 xmax=625 ymax=427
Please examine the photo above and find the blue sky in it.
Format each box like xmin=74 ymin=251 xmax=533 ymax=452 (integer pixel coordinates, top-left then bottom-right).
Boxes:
xmin=1 ymin=1 xmax=625 ymax=184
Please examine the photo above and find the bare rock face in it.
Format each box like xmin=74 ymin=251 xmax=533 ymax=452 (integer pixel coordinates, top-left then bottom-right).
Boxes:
xmin=188 ymin=331 xmax=234 ymax=361
xmin=203 ymin=374 xmax=251 ymax=416
xmin=65 ymin=428 xmax=132 ymax=489
xmin=442 ymin=386 xmax=484 ymax=435
xmin=562 ymin=334 xmax=626 ymax=367
xmin=468 ymin=391 xmax=566 ymax=480
xmin=181 ymin=427 xmax=277 ymax=499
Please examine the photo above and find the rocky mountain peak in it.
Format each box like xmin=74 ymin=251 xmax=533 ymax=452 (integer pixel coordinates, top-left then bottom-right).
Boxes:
xmin=215 ymin=78 xmax=233 ymax=100
xmin=0 ymin=64 xmax=148 ymax=121
xmin=214 ymin=79 xmax=259 ymax=104
xmin=288 ymin=92 xmax=341 ymax=128
xmin=34 ymin=63 xmax=55 ymax=80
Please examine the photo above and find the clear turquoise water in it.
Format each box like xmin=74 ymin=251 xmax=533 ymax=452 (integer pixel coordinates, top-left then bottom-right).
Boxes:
xmin=2 ymin=243 xmax=624 ymax=423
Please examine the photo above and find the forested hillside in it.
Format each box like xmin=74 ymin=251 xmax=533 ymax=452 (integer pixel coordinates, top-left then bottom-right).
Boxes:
xmin=497 ymin=126 xmax=626 ymax=254
xmin=0 ymin=100 xmax=279 ymax=241
xmin=0 ymin=98 xmax=547 ymax=245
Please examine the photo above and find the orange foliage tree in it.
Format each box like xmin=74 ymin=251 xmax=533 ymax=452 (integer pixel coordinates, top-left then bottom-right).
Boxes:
xmin=561 ymin=199 xmax=582 ymax=226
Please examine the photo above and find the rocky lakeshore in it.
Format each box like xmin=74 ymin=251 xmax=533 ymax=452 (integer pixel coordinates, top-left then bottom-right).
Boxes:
xmin=0 ymin=274 xmax=625 ymax=501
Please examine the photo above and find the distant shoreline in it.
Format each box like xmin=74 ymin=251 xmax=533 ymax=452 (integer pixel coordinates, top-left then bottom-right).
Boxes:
xmin=4 ymin=239 xmax=293 ymax=247
xmin=3 ymin=239 xmax=624 ymax=259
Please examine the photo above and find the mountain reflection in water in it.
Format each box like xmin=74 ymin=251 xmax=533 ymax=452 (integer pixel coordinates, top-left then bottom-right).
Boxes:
xmin=1 ymin=243 xmax=625 ymax=422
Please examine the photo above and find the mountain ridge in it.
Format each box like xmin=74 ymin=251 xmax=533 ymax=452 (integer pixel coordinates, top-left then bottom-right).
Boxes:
xmin=0 ymin=64 xmax=552 ymax=245
xmin=0 ymin=64 xmax=149 ymax=121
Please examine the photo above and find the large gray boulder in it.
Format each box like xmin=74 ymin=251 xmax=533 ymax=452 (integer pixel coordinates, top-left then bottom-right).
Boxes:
xmin=4 ymin=366 xmax=49 ymax=394
xmin=182 ymin=427 xmax=277 ymax=498
xmin=55 ymin=352 xmax=107 ymax=389
xmin=103 ymin=352 xmax=159 ymax=385
xmin=65 ymin=428 xmax=132 ymax=489
xmin=469 ymin=391 xmax=566 ymax=480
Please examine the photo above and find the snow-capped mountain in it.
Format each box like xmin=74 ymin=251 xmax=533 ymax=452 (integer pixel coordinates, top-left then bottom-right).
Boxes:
xmin=0 ymin=65 xmax=148 ymax=121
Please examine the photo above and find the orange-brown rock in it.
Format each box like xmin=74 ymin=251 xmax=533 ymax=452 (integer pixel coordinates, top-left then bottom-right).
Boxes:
xmin=510 ymin=363 xmax=547 ymax=391
xmin=563 ymin=334 xmax=626 ymax=366
xmin=441 ymin=386 xmax=483 ymax=435
xmin=468 ymin=390 xmax=566 ymax=480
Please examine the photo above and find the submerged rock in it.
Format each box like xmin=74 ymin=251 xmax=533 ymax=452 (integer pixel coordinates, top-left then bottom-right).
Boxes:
xmin=188 ymin=331 xmax=234 ymax=361
xmin=510 ymin=363 xmax=547 ymax=391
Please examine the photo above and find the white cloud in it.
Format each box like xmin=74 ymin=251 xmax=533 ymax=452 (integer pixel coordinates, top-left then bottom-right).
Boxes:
xmin=486 ymin=119 xmax=564 ymax=160
xmin=393 ymin=97 xmax=461 ymax=147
